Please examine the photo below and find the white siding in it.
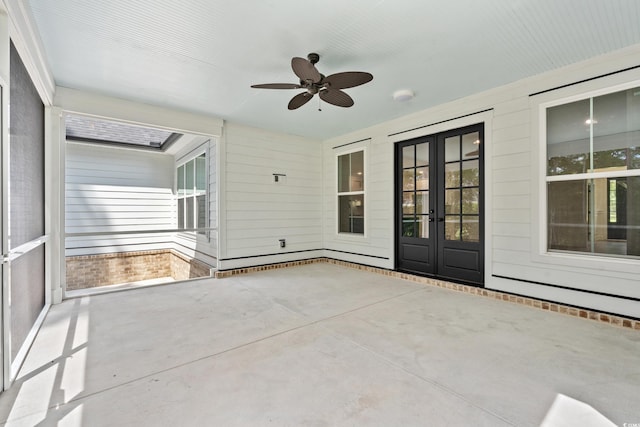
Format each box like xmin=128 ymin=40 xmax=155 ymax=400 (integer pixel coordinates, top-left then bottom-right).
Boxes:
xmin=218 ymin=123 xmax=322 ymax=269
xmin=321 ymin=45 xmax=640 ymax=318
xmin=65 ymin=142 xmax=174 ymax=256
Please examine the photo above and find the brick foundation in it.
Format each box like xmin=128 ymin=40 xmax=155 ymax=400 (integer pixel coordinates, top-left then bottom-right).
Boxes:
xmin=66 ymin=250 xmax=213 ymax=290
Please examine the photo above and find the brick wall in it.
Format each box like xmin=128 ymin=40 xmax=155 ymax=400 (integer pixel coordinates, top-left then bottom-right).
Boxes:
xmin=66 ymin=250 xmax=213 ymax=290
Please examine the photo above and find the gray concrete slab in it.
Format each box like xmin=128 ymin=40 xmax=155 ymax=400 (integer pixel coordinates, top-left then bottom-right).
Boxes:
xmin=0 ymin=263 xmax=637 ymax=426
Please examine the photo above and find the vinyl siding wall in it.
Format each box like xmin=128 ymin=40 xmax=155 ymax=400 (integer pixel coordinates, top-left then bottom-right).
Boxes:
xmin=322 ymin=45 xmax=640 ymax=318
xmin=65 ymin=142 xmax=175 ymax=256
xmin=218 ymin=123 xmax=323 ymax=270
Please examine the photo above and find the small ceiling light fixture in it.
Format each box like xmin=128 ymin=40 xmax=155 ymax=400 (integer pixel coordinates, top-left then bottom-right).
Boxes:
xmin=393 ymin=89 xmax=414 ymax=102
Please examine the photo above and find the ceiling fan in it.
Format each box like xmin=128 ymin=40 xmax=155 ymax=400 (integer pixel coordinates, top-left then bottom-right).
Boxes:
xmin=251 ymin=53 xmax=373 ymax=110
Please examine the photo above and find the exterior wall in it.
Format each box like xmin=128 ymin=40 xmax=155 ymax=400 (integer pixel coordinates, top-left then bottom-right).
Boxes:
xmin=65 ymin=142 xmax=175 ymax=256
xmin=218 ymin=123 xmax=323 ymax=270
xmin=322 ymin=45 xmax=640 ymax=318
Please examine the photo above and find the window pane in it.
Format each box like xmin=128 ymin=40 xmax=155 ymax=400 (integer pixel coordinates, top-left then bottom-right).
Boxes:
xmin=186 ymin=197 xmax=194 ymax=228
xmin=350 ymin=151 xmax=364 ymax=191
xmin=445 ymin=189 xmax=460 ymax=214
xmin=548 ymin=180 xmax=588 ymax=252
xmin=593 ymin=87 xmax=640 ymax=171
xmin=177 ymin=165 xmax=185 ymax=196
xmin=462 ymin=132 xmax=480 ymax=159
xmin=416 ymin=143 xmax=429 ymax=167
xmin=196 ymin=194 xmax=207 ymax=234
xmin=445 ymin=136 xmax=460 ymax=162
xmin=185 ymin=159 xmax=195 ymax=195
xmin=416 ymin=167 xmax=429 ymax=190
xmin=178 ymin=198 xmax=184 ymax=229
xmin=338 ymin=151 xmax=364 ymax=192
xmin=338 ymin=154 xmax=350 ymax=192
xmin=445 ymin=162 xmax=460 ymax=188
xmin=462 ymin=160 xmax=479 ymax=187
xmin=402 ymin=145 xmax=415 ymax=169
xmin=196 ymin=154 xmax=207 ymax=192
xmin=548 ymin=178 xmax=640 ymax=257
xmin=547 ymin=99 xmax=590 ymax=176
xmin=338 ymin=194 xmax=364 ymax=234
xmin=462 ymin=188 xmax=479 ymax=214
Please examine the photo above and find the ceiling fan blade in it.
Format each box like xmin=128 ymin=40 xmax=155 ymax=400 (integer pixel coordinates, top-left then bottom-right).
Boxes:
xmin=291 ymin=57 xmax=321 ymax=83
xmin=251 ymin=83 xmax=301 ymax=89
xmin=324 ymin=72 xmax=373 ymax=89
xmin=288 ymin=92 xmax=314 ymax=110
xmin=319 ymin=88 xmax=354 ymax=108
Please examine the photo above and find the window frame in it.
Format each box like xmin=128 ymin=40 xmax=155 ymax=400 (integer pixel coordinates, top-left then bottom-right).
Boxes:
xmin=535 ymin=78 xmax=640 ymax=270
xmin=336 ymin=147 xmax=367 ymax=237
xmin=176 ymin=147 xmax=209 ymax=241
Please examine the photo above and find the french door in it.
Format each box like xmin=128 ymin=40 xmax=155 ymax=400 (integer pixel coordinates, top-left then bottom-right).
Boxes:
xmin=396 ymin=123 xmax=484 ymax=285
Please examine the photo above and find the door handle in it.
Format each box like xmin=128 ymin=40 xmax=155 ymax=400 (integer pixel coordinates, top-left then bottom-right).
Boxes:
xmin=438 ymin=218 xmax=445 ymax=222
xmin=429 ymin=218 xmax=434 ymax=222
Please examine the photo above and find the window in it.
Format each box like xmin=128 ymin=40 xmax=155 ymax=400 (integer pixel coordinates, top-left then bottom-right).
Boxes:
xmin=177 ymin=153 xmax=207 ymax=235
xmin=545 ymin=85 xmax=640 ymax=258
xmin=337 ymin=150 xmax=364 ymax=234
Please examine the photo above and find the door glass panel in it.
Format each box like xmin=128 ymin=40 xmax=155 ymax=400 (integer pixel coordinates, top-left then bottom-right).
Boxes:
xmin=462 ymin=188 xmax=479 ymax=214
xmin=415 ymin=191 xmax=429 ymax=214
xmin=402 ymin=193 xmax=414 ymax=214
xmin=445 ymin=189 xmax=460 ymax=214
xmin=445 ymin=136 xmax=460 ymax=162
xmin=402 ymin=216 xmax=416 ymax=237
xmin=416 ymin=216 xmax=429 ymax=238
xmin=462 ymin=216 xmax=480 ymax=242
xmin=416 ymin=143 xmax=429 ymax=166
xmin=462 ymin=132 xmax=480 ymax=159
xmin=416 ymin=167 xmax=429 ymax=190
xmin=445 ymin=216 xmax=460 ymax=241
xmin=461 ymin=160 xmax=480 ymax=186
xmin=445 ymin=162 xmax=460 ymax=187
xmin=403 ymin=169 xmax=415 ymax=190
xmin=402 ymin=145 xmax=415 ymax=169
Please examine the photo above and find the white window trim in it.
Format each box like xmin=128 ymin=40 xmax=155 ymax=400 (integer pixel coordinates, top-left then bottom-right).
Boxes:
xmin=335 ymin=146 xmax=367 ymax=239
xmin=531 ymin=78 xmax=640 ymax=274
xmin=176 ymin=144 xmax=209 ymax=242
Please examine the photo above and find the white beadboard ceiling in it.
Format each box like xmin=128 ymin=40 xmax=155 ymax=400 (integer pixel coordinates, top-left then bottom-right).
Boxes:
xmin=26 ymin=0 xmax=640 ymax=140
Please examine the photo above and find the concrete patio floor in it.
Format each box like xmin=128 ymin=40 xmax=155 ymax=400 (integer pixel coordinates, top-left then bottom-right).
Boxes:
xmin=0 ymin=263 xmax=638 ymax=426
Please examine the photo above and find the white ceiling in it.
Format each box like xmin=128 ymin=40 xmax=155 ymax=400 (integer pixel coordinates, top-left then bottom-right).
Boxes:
xmin=26 ymin=0 xmax=640 ymax=140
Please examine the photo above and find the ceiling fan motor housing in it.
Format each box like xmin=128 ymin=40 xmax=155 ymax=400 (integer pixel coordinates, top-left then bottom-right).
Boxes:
xmin=307 ymin=52 xmax=320 ymax=64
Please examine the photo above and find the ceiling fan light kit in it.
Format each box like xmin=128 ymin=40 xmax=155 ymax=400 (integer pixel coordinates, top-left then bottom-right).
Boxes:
xmin=251 ymin=53 xmax=373 ymax=110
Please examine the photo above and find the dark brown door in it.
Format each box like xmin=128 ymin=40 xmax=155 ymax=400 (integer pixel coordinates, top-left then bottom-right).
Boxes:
xmin=396 ymin=124 xmax=484 ymax=285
